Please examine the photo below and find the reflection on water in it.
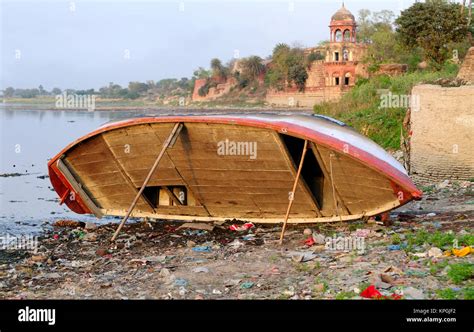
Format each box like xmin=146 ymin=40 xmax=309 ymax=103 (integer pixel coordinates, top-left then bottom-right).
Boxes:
xmin=0 ymin=107 xmax=166 ymax=235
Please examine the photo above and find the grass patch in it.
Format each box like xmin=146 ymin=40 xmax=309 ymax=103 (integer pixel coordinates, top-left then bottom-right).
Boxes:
xmin=335 ymin=291 xmax=357 ymax=300
xmin=447 ymin=263 xmax=473 ymax=284
xmin=313 ymin=65 xmax=459 ymax=149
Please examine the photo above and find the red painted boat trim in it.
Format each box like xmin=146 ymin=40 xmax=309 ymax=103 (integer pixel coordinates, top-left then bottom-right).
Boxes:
xmin=47 ymin=116 xmax=422 ymax=215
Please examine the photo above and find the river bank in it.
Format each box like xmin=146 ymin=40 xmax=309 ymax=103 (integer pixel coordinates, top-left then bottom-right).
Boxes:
xmin=1 ymin=180 xmax=472 ymax=300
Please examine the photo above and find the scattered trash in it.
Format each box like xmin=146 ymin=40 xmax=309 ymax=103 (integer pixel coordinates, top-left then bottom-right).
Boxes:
xmin=229 ymin=223 xmax=254 ymax=231
xmin=387 ymin=243 xmax=407 ymax=251
xmin=178 ymin=223 xmax=214 ymax=232
xmin=84 ymin=222 xmax=98 ymax=230
xmin=450 ymin=246 xmax=473 ymax=257
xmin=174 ymin=278 xmax=188 ymax=287
xmin=192 ymin=267 xmax=209 ymax=273
xmin=428 ymin=247 xmax=443 ymax=258
xmin=240 ymin=282 xmax=254 ymax=289
xmin=52 ymin=220 xmax=85 ymax=228
xmin=227 ymin=239 xmax=244 ymax=249
xmin=286 ymin=251 xmax=317 ymax=263
xmin=192 ymin=246 xmax=212 ymax=253
xmin=402 ymin=287 xmax=425 ymax=299
xmin=303 ymin=228 xmax=312 ymax=236
xmin=360 ymin=285 xmax=402 ymax=300
xmin=312 ymin=233 xmax=326 ymax=245
xmin=242 ymin=234 xmax=256 ymax=241
xmin=183 ymin=230 xmax=207 ymax=236
xmin=426 ymin=213 xmax=437 ymax=217
xmin=360 ymin=285 xmax=383 ymax=299
xmin=304 ymin=236 xmax=315 ymax=247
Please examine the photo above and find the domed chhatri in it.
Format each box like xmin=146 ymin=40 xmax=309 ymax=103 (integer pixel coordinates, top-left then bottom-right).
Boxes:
xmin=329 ymin=3 xmax=357 ymax=43
xmin=331 ymin=3 xmax=355 ymax=22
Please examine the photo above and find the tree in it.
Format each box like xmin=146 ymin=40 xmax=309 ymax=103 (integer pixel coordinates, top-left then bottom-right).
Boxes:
xmin=396 ymin=1 xmax=469 ymax=66
xmin=240 ymin=56 xmax=265 ymax=80
xmin=210 ymin=58 xmax=227 ymax=79
xmin=357 ymin=9 xmax=395 ymax=43
xmin=3 ymin=87 xmax=15 ymax=97
xmin=51 ymin=88 xmax=62 ymax=95
xmin=288 ymin=64 xmax=308 ymax=91
xmin=192 ymin=67 xmax=211 ymax=79
xmin=128 ymin=81 xmax=149 ymax=94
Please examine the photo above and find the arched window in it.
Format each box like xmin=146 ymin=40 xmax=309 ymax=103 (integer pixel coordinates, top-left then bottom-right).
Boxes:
xmin=343 ymin=30 xmax=351 ymax=42
xmin=344 ymin=72 xmax=351 ymax=85
xmin=335 ymin=29 xmax=342 ymax=42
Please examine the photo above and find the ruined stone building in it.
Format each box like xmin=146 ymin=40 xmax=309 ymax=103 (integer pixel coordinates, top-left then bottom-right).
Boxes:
xmin=267 ymin=4 xmax=369 ymax=107
xmin=192 ymin=4 xmax=369 ymax=106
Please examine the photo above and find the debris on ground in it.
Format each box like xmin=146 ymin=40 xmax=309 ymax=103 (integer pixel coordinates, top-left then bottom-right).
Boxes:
xmin=0 ymin=179 xmax=472 ymax=299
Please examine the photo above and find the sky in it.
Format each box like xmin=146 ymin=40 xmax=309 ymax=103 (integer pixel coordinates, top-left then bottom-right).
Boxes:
xmin=1 ymin=0 xmax=421 ymax=90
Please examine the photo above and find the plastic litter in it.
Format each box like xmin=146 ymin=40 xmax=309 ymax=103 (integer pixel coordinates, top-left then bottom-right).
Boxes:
xmin=192 ymin=246 xmax=212 ymax=253
xmin=229 ymin=223 xmax=254 ymax=231
xmin=240 ymin=282 xmax=254 ymax=289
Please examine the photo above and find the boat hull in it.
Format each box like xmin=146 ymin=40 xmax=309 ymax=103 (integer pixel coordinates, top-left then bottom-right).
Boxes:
xmin=48 ymin=114 xmax=422 ymax=223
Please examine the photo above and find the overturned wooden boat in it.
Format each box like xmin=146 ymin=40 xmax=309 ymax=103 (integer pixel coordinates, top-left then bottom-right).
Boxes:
xmin=48 ymin=114 xmax=422 ymax=224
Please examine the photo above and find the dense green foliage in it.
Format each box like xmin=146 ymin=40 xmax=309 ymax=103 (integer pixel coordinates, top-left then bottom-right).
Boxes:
xmin=313 ymin=64 xmax=459 ymax=149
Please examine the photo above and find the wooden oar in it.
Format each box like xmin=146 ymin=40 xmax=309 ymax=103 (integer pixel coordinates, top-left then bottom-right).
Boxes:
xmin=111 ymin=122 xmax=183 ymax=241
xmin=279 ymin=139 xmax=308 ymax=244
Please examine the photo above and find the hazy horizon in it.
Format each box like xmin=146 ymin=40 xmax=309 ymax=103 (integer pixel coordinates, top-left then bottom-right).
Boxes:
xmin=1 ymin=0 xmax=420 ymax=90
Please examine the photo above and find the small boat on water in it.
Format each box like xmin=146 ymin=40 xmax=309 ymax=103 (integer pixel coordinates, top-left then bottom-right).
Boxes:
xmin=48 ymin=113 xmax=422 ymax=224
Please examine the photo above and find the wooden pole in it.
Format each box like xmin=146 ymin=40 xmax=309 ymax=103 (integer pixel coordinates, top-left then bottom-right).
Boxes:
xmin=279 ymin=139 xmax=308 ymax=244
xmin=111 ymin=122 xmax=182 ymax=241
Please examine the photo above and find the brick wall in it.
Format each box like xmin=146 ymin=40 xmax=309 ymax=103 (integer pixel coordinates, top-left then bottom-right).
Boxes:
xmin=457 ymin=47 xmax=474 ymax=83
xmin=265 ymin=86 xmax=344 ymax=108
xmin=410 ymin=84 xmax=474 ymax=184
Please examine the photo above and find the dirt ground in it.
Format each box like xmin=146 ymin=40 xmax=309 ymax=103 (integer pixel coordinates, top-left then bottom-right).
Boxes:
xmin=0 ymin=179 xmax=472 ymax=300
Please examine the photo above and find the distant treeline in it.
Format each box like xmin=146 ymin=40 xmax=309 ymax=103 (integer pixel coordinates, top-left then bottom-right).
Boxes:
xmin=2 ymin=78 xmax=195 ymax=99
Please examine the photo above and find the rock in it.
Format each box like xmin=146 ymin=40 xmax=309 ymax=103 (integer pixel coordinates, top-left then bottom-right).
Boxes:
xmin=380 ymin=273 xmax=395 ymax=284
xmin=83 ymin=233 xmax=97 ymax=242
xmin=192 ymin=267 xmax=209 ymax=273
xmin=436 ymin=180 xmax=450 ymax=189
xmin=403 ymin=287 xmax=425 ymax=299
xmin=159 ymin=268 xmax=171 ymax=278
xmin=174 ymin=278 xmax=188 ymax=287
xmin=30 ymin=255 xmax=47 ymax=263
xmin=95 ymin=248 xmax=109 ymax=257
xmin=84 ymin=222 xmax=98 ymax=230
xmin=303 ymin=228 xmax=312 ymax=236
xmin=224 ymin=279 xmax=241 ymax=287
xmin=428 ymin=247 xmax=443 ymax=258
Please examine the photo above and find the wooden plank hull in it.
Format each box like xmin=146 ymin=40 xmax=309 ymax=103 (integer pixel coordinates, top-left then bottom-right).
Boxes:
xmin=47 ymin=114 xmax=422 ymax=223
